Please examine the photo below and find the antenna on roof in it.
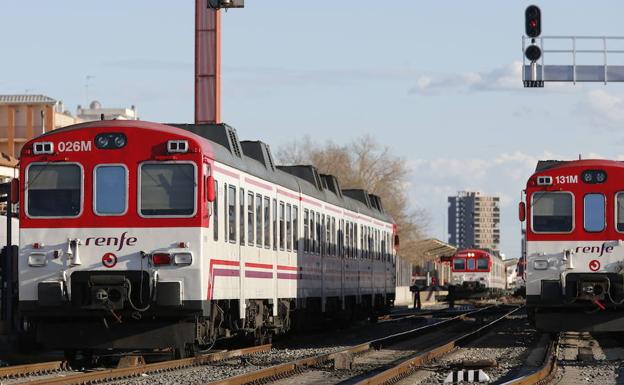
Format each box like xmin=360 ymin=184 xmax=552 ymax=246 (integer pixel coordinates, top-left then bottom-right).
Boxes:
xmin=579 ymin=154 xmax=582 ymax=160
xmin=100 ymin=113 xmax=105 ymax=121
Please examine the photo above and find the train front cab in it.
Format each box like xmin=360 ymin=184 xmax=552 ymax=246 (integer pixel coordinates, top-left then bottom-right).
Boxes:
xmin=449 ymin=250 xmax=497 ymax=299
xmin=18 ymin=122 xmax=212 ymax=356
xmin=523 ymin=162 xmax=624 ymax=332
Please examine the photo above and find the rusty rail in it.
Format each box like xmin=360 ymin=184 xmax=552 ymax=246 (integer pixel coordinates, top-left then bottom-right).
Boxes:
xmin=26 ymin=344 xmax=270 ymax=385
xmin=499 ymin=334 xmax=559 ymax=385
xmin=0 ymin=360 xmax=66 ymax=379
xmin=205 ymin=305 xmax=503 ymax=385
xmin=354 ymin=306 xmax=523 ymax=385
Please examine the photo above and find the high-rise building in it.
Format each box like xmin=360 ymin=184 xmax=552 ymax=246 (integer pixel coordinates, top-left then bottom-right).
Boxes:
xmin=448 ymin=191 xmax=500 ymax=251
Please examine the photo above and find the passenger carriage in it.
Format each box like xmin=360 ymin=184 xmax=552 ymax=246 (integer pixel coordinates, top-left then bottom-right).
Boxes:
xmin=18 ymin=120 xmax=398 ymax=357
xmin=449 ymin=249 xmax=506 ymax=299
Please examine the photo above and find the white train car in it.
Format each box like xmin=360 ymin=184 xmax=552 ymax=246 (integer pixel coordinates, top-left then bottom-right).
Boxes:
xmin=17 ymin=121 xmax=397 ymax=359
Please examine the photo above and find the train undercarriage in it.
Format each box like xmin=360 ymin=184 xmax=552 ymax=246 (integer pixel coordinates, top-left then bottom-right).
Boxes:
xmin=20 ymin=270 xmax=394 ymax=365
xmin=528 ymin=272 xmax=624 ymax=332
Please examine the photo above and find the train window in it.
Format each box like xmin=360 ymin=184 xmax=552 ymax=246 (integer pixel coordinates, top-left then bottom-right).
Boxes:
xmin=256 ymin=194 xmax=263 ymax=247
xmin=616 ymin=193 xmax=624 ymax=232
xmin=331 ymin=217 xmax=336 ymax=256
xmin=345 ymin=222 xmax=350 ymax=258
xmin=315 ymin=212 xmax=321 ymax=254
xmin=280 ymin=202 xmax=285 ymax=250
xmin=286 ymin=204 xmax=292 ymax=251
xmin=247 ymin=191 xmax=254 ymax=245
xmin=293 ymin=206 xmax=299 ymax=252
xmin=27 ymin=163 xmax=82 ymax=218
xmin=264 ymin=197 xmax=270 ymax=248
xmin=304 ymin=209 xmax=310 ymax=252
xmin=453 ymin=258 xmax=465 ymax=270
xmin=94 ymin=165 xmax=127 ymax=215
xmin=531 ymin=192 xmax=573 ymax=233
xmin=223 ymin=184 xmax=227 ymax=240
xmin=240 ymin=189 xmax=245 ymax=245
xmin=310 ymin=211 xmax=315 ymax=253
xmin=584 ymin=194 xmax=605 ymax=232
xmin=139 ymin=163 xmax=195 ymax=216
xmin=477 ymin=258 xmax=489 ymax=270
xmin=354 ymin=224 xmax=358 ymax=259
xmin=273 ymin=199 xmax=277 ymax=250
xmin=213 ymin=180 xmax=218 ymax=241
xmin=228 ymin=185 xmax=236 ymax=242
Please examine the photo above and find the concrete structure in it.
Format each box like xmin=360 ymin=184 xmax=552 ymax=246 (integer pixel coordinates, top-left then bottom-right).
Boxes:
xmin=0 ymin=95 xmax=83 ymax=157
xmin=448 ymin=191 xmax=500 ymax=251
xmin=77 ymin=100 xmax=138 ymax=121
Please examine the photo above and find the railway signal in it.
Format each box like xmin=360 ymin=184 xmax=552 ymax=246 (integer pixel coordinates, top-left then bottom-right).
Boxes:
xmin=525 ymin=5 xmax=541 ymax=38
xmin=522 ymin=5 xmax=624 ymax=87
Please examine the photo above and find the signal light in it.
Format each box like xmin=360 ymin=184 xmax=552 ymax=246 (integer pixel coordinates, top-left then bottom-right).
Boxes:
xmin=525 ymin=5 xmax=541 ymax=38
xmin=151 ymin=253 xmax=172 ymax=265
xmin=95 ymin=133 xmax=127 ymax=149
xmin=525 ymin=45 xmax=542 ymax=62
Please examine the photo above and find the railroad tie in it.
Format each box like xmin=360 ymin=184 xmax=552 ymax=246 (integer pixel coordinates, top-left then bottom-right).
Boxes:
xmin=444 ymin=369 xmax=490 ymax=383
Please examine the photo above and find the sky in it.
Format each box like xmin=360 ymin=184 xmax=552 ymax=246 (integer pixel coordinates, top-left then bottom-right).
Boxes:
xmin=4 ymin=1 xmax=624 ymax=258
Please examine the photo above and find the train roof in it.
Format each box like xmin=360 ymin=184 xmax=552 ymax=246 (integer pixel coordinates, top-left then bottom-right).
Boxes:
xmin=535 ymin=159 xmax=624 ymax=173
xmin=170 ymin=123 xmax=392 ymax=223
xmin=37 ymin=120 xmax=393 ymax=224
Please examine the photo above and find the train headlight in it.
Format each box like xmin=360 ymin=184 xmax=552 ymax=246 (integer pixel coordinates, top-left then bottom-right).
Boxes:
xmin=581 ymin=170 xmax=607 ymax=184
xmin=533 ymin=260 xmax=548 ymax=270
xmin=167 ymin=140 xmax=189 ymax=154
xmin=28 ymin=253 xmax=47 ymax=267
xmin=32 ymin=142 xmax=54 ymax=155
xmin=173 ymin=252 xmax=193 ymax=265
xmin=95 ymin=133 xmax=128 ymax=149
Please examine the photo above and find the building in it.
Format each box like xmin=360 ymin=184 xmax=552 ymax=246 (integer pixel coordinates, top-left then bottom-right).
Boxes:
xmin=77 ymin=100 xmax=138 ymax=121
xmin=0 ymin=95 xmax=83 ymax=157
xmin=448 ymin=191 xmax=500 ymax=251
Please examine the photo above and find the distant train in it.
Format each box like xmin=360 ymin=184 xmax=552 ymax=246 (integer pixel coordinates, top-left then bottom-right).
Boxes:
xmin=449 ymin=249 xmax=506 ymax=299
xmin=521 ymin=159 xmax=624 ymax=332
xmin=17 ymin=120 xmax=398 ymax=361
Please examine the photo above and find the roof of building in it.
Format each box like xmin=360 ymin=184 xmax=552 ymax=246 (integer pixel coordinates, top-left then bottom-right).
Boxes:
xmin=0 ymin=152 xmax=18 ymax=168
xmin=407 ymin=238 xmax=457 ymax=264
xmin=0 ymin=95 xmax=56 ymax=105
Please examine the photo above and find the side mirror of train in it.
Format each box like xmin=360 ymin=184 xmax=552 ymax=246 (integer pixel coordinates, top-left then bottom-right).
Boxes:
xmin=206 ymin=175 xmax=216 ymax=202
xmin=10 ymin=179 xmax=19 ymax=204
xmin=394 ymin=234 xmax=400 ymax=248
xmin=518 ymin=202 xmax=526 ymax=222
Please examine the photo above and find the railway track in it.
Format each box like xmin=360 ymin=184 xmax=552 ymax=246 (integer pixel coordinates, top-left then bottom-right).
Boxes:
xmin=195 ymin=305 xmax=515 ymax=385
xmin=0 ymin=360 xmax=67 ymax=379
xmin=5 ymin=345 xmax=269 ymax=385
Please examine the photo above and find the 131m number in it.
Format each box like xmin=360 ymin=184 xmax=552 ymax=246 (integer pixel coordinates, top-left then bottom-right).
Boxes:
xmin=556 ymin=175 xmax=578 ymax=184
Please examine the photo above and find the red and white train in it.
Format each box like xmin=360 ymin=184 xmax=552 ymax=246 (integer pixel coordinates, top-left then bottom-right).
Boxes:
xmin=18 ymin=120 xmax=397 ymax=358
xmin=521 ymin=159 xmax=624 ymax=331
xmin=449 ymin=249 xmax=506 ymax=299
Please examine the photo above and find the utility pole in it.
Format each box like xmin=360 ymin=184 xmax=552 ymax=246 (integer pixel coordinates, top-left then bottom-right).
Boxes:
xmin=195 ymin=0 xmax=243 ymax=124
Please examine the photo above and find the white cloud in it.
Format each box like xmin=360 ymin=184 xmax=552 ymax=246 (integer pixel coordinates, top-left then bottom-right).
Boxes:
xmin=581 ymin=89 xmax=624 ymax=128
xmin=408 ymin=62 xmax=523 ymax=95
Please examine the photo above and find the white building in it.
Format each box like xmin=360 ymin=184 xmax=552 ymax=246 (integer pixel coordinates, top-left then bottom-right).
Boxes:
xmin=77 ymin=100 xmax=138 ymax=122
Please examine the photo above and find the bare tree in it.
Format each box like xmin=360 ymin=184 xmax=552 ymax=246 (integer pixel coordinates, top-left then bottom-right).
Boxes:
xmin=277 ymin=135 xmax=430 ymax=264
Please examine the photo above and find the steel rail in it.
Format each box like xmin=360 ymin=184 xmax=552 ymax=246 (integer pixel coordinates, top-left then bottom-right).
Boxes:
xmin=205 ymin=305 xmax=502 ymax=385
xmin=354 ymin=305 xmax=523 ymax=385
xmin=0 ymin=360 xmax=66 ymax=379
xmin=499 ymin=334 xmax=560 ymax=385
xmin=25 ymin=344 xmax=270 ymax=385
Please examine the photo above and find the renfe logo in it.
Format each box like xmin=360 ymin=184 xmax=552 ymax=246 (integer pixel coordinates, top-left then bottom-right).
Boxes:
xmin=575 ymin=242 xmax=614 ymax=257
xmin=85 ymin=232 xmax=137 ymax=252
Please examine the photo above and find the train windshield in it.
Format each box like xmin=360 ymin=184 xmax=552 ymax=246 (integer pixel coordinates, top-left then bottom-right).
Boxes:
xmin=27 ymin=164 xmax=82 ymax=217
xmin=584 ymin=194 xmax=605 ymax=232
xmin=466 ymin=259 xmax=475 ymax=270
xmin=477 ymin=258 xmax=489 ymax=270
xmin=140 ymin=163 xmax=196 ymax=216
xmin=532 ymin=192 xmax=573 ymax=232
xmin=453 ymin=258 xmax=465 ymax=270
xmin=616 ymin=193 xmax=624 ymax=231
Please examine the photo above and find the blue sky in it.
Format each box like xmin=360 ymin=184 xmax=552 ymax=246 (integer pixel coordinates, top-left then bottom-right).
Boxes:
xmin=4 ymin=1 xmax=624 ymax=257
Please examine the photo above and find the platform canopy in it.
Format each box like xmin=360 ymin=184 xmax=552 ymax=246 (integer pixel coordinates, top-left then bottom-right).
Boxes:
xmin=405 ymin=238 xmax=456 ymax=264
